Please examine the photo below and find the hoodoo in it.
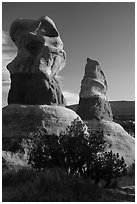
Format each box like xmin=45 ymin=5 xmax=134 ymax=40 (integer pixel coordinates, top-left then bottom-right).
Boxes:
xmin=76 ymin=57 xmax=134 ymax=170
xmin=3 ymin=16 xmax=82 ymax=149
xmin=7 ymin=16 xmax=66 ymax=105
xmin=77 ymin=58 xmax=113 ymax=120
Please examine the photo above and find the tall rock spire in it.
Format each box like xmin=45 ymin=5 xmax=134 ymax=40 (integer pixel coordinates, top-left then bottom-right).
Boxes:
xmin=77 ymin=58 xmax=113 ymax=121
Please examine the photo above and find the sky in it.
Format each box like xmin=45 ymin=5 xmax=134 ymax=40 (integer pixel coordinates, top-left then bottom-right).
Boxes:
xmin=2 ymin=2 xmax=135 ymax=107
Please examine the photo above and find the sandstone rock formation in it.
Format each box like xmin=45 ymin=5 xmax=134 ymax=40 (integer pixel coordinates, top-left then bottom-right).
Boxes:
xmin=76 ymin=58 xmax=135 ymax=170
xmin=7 ymin=16 xmax=66 ymax=105
xmin=77 ymin=58 xmax=113 ymax=120
xmin=3 ymin=16 xmax=83 ymax=150
xmin=3 ymin=16 xmax=135 ymax=176
xmin=86 ymin=120 xmax=135 ymax=168
xmin=3 ymin=104 xmax=82 ymax=150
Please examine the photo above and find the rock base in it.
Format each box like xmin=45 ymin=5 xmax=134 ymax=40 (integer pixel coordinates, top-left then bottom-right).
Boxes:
xmin=8 ymin=73 xmax=66 ymax=105
xmin=77 ymin=96 xmax=113 ymax=121
xmin=2 ymin=104 xmax=81 ymax=150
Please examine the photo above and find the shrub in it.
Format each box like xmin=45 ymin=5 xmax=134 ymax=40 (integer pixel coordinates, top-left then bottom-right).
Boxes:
xmin=86 ymin=151 xmax=127 ymax=186
xmin=58 ymin=119 xmax=91 ymax=175
xmin=23 ymin=118 xmax=127 ymax=186
xmin=22 ymin=130 xmax=65 ymax=169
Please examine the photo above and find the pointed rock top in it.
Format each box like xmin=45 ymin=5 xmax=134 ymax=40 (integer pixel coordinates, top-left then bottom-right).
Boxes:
xmin=79 ymin=58 xmax=108 ymax=98
xmin=87 ymin=57 xmax=99 ymax=66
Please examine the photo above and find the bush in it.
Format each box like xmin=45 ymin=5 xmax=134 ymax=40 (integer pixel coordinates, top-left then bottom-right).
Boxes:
xmin=22 ymin=130 xmax=64 ymax=169
xmin=86 ymin=151 xmax=127 ymax=186
xmin=23 ymin=118 xmax=127 ymax=186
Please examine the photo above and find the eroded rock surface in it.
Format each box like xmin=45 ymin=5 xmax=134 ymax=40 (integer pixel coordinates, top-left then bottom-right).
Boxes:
xmin=7 ymin=16 xmax=66 ymax=105
xmin=86 ymin=119 xmax=135 ymax=169
xmin=2 ymin=104 xmax=82 ymax=150
xmin=77 ymin=58 xmax=113 ymax=120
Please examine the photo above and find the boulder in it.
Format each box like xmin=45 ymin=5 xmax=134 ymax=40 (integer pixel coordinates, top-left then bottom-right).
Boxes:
xmin=7 ymin=16 xmax=66 ymax=105
xmin=2 ymin=104 xmax=81 ymax=150
xmin=77 ymin=58 xmax=113 ymax=121
xmin=86 ymin=119 xmax=135 ymax=168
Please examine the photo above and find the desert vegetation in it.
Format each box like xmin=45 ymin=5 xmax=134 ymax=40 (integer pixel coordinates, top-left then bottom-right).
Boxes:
xmin=23 ymin=118 xmax=127 ymax=186
xmin=2 ymin=118 xmax=132 ymax=202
